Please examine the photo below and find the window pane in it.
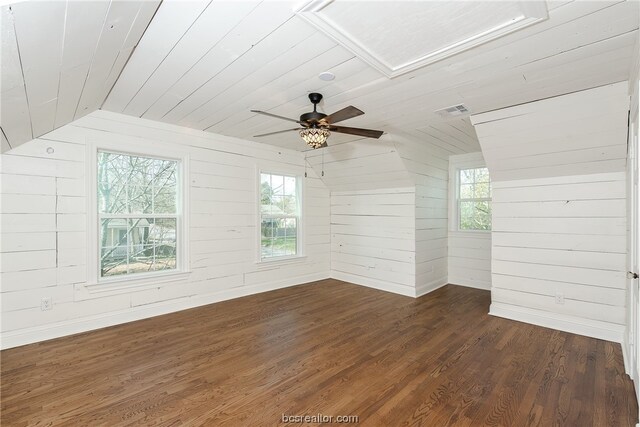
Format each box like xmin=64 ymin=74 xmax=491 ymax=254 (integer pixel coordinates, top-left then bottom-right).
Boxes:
xmin=100 ymin=218 xmax=129 ymax=277
xmin=98 ymin=181 xmax=128 ymax=214
xmin=282 ymin=194 xmax=297 ymax=215
xmin=460 ymin=184 xmax=473 ymax=199
xmin=474 ymin=181 xmax=491 ymax=199
xmin=269 ymin=218 xmax=297 ymax=257
xmin=459 ymin=201 xmax=492 ymax=231
xmin=271 ymin=174 xmax=284 ymax=196
xmin=284 ymin=176 xmax=296 ymax=196
xmin=149 ymin=218 xmax=177 ymax=272
xmin=154 ymin=187 xmax=177 ymax=214
xmin=474 ymin=201 xmax=492 ymax=231
xmin=261 ymin=174 xmax=274 ymax=207
xmin=100 ymin=217 xmax=177 ymax=278
xmin=475 ymin=167 xmax=490 ymax=183
xmin=98 ymin=152 xmax=177 ymax=215
xmin=459 ymin=169 xmax=474 ymax=184
xmin=128 ymin=185 xmax=153 ymax=214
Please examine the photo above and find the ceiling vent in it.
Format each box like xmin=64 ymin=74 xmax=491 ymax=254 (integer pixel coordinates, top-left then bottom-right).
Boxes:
xmin=435 ymin=104 xmax=470 ymax=118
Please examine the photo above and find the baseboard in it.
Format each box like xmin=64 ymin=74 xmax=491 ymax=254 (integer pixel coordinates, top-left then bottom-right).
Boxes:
xmin=330 ymin=271 xmax=415 ymax=297
xmin=490 ymin=302 xmax=625 ymax=343
xmin=415 ymin=276 xmax=448 ymax=297
xmin=448 ymin=278 xmax=491 ymax=291
xmin=0 ymin=272 xmax=329 ymax=350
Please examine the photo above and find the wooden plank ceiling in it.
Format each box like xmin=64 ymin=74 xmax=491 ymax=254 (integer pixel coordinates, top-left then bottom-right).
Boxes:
xmin=0 ymin=0 xmax=161 ymax=151
xmin=1 ymin=0 xmax=638 ymax=153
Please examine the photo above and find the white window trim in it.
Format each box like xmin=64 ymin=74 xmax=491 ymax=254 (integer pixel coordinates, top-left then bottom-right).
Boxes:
xmin=448 ymin=152 xmax=491 ymax=235
xmin=86 ymin=136 xmax=190 ymax=293
xmin=256 ymin=168 xmax=306 ymax=265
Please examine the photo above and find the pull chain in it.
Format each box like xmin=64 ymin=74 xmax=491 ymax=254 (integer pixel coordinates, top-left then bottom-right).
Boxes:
xmin=322 ymin=148 xmax=325 ymax=177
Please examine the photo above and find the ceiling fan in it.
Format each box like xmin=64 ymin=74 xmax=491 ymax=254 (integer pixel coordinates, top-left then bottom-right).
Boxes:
xmin=251 ymin=93 xmax=384 ymax=149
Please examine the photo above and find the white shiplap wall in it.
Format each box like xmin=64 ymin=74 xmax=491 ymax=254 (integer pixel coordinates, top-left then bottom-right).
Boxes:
xmin=393 ymin=123 xmax=482 ymax=296
xmin=472 ymin=83 xmax=631 ymax=342
xmin=448 ymin=233 xmax=491 ymax=290
xmin=401 ymin=137 xmax=450 ymax=297
xmin=304 ymin=138 xmax=417 ymax=296
xmin=490 ymin=173 xmax=627 ymax=341
xmin=330 ymin=187 xmax=416 ymax=297
xmin=0 ymin=110 xmax=330 ymax=349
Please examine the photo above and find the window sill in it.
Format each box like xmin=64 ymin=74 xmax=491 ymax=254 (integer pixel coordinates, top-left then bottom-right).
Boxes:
xmin=255 ymin=255 xmax=307 ymax=270
xmin=85 ymin=271 xmax=191 ymax=295
xmin=449 ymin=230 xmax=492 ymax=237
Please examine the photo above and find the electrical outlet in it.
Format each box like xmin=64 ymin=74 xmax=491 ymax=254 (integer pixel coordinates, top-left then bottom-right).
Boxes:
xmin=41 ymin=297 xmax=52 ymax=311
xmin=555 ymin=293 xmax=565 ymax=305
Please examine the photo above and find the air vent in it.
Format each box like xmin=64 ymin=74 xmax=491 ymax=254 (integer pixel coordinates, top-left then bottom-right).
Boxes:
xmin=435 ymin=104 xmax=470 ymax=118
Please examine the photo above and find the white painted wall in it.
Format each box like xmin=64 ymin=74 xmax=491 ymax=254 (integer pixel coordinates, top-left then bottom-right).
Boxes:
xmin=472 ymin=83 xmax=631 ymax=342
xmin=448 ymin=233 xmax=491 ymax=290
xmin=330 ymin=187 xmax=416 ymax=296
xmin=397 ymin=138 xmax=450 ymax=297
xmin=490 ymin=172 xmax=627 ymax=341
xmin=0 ymin=110 xmax=330 ymax=349
xmin=303 ymin=138 xmax=419 ymax=296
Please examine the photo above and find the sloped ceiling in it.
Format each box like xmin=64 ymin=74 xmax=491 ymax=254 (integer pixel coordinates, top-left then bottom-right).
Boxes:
xmin=471 ymin=82 xmax=630 ymax=181
xmin=1 ymin=0 xmax=638 ymax=154
xmin=0 ymin=0 xmax=160 ymax=151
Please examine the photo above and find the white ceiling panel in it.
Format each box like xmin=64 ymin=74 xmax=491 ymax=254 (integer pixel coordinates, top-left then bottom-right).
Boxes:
xmin=296 ymin=0 xmax=548 ymax=77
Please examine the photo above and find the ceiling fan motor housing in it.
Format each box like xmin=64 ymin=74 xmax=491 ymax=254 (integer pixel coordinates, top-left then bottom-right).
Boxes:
xmin=301 ymin=93 xmax=327 ymax=125
xmin=300 ymin=111 xmax=327 ymax=125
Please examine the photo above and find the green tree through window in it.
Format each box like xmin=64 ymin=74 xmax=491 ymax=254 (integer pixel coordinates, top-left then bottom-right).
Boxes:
xmin=458 ymin=167 xmax=491 ymax=231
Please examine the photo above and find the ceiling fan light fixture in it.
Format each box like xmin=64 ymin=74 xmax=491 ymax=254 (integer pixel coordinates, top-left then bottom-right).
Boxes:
xmin=299 ymin=127 xmax=330 ymax=149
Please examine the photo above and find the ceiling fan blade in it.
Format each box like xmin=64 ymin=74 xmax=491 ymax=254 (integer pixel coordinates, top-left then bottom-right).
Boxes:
xmin=329 ymin=125 xmax=384 ymax=139
xmin=251 ymin=110 xmax=302 ymax=124
xmin=254 ymin=128 xmax=300 ymax=137
xmin=323 ymin=106 xmax=364 ymax=124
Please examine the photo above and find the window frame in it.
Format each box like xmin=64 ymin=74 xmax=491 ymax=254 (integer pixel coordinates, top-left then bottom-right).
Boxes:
xmin=86 ymin=136 xmax=190 ymax=293
xmin=448 ymin=152 xmax=491 ymax=234
xmin=257 ymin=169 xmax=304 ymax=264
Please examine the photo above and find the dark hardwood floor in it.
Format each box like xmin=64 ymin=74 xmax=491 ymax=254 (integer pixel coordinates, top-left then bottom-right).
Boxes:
xmin=1 ymin=279 xmax=637 ymax=426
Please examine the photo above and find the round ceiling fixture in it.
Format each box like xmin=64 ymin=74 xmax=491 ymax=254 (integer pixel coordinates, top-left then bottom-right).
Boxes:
xmin=318 ymin=71 xmax=335 ymax=81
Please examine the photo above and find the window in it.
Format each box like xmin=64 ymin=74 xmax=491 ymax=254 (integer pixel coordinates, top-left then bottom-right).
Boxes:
xmin=457 ymin=167 xmax=491 ymax=231
xmin=97 ymin=151 xmax=180 ymax=279
xmin=260 ymin=172 xmax=300 ymax=260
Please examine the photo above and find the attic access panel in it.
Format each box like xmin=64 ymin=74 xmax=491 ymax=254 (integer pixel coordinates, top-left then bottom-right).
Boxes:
xmin=296 ymin=0 xmax=548 ymax=78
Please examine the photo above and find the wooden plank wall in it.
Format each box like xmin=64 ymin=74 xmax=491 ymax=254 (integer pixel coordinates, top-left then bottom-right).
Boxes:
xmin=448 ymin=233 xmax=492 ymax=290
xmin=472 ymin=83 xmax=631 ymax=342
xmin=393 ymin=122 xmax=481 ymax=296
xmin=395 ymin=134 xmax=450 ymax=296
xmin=304 ymin=138 xmax=418 ymax=296
xmin=0 ymin=110 xmax=330 ymax=348
xmin=330 ymin=187 xmax=416 ymax=297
